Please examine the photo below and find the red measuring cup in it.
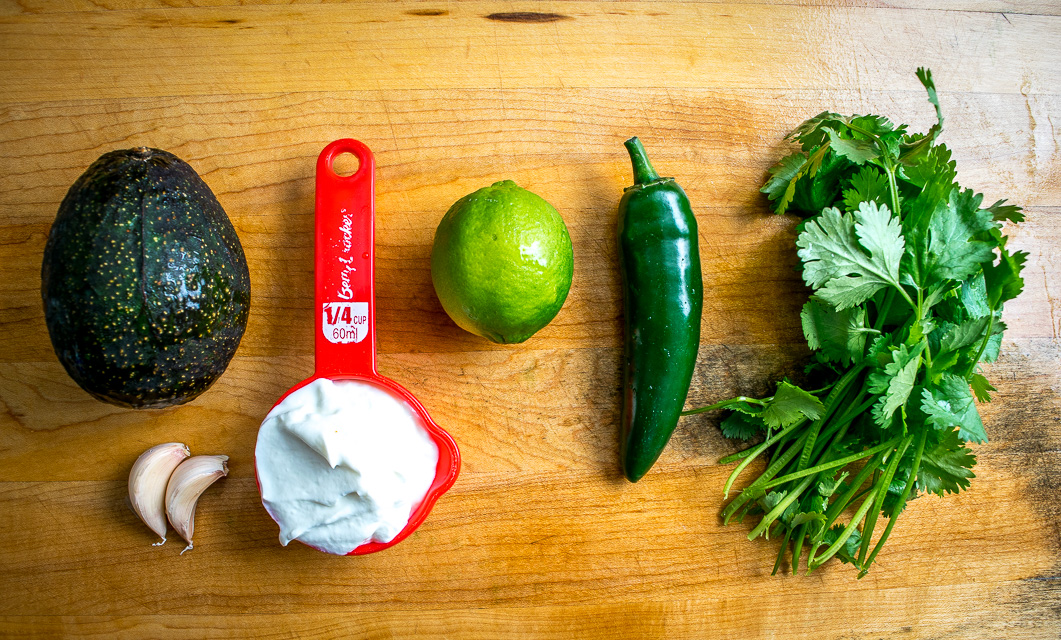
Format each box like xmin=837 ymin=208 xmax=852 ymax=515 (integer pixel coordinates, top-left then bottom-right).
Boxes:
xmin=257 ymin=139 xmax=460 ymax=555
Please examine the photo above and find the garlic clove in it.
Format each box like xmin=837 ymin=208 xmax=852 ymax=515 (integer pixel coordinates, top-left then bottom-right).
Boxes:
xmin=165 ymin=455 xmax=229 ymax=554
xmin=128 ymin=442 xmax=191 ymax=545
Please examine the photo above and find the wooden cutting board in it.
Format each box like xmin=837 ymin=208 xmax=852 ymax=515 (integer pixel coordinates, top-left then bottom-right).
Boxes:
xmin=1 ymin=2 xmax=1058 ymax=638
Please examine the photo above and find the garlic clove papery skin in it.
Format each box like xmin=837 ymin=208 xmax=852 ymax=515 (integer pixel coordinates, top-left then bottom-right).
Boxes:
xmin=165 ymin=455 xmax=229 ymax=554
xmin=128 ymin=442 xmax=191 ymax=545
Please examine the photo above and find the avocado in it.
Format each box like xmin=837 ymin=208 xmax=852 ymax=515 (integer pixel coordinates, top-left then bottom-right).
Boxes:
xmin=41 ymin=148 xmax=251 ymax=409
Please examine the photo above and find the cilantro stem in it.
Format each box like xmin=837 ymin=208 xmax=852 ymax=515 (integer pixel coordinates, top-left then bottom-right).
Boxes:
xmin=804 ymin=383 xmax=838 ymax=395
xmin=791 ymin=523 xmax=808 ymax=575
xmin=843 ymin=119 xmax=902 ymax=218
xmin=858 ymin=428 xmax=929 ymax=577
xmin=895 ymin=286 xmax=918 ymax=315
xmin=718 ymin=418 xmax=800 ymax=468
xmin=813 ymin=451 xmax=886 ymax=543
xmin=749 ymin=417 xmax=867 ymax=548
xmin=853 ymin=123 xmax=921 ymax=317
xmin=773 ymin=526 xmax=794 ymax=575
xmin=680 ymin=395 xmax=766 ymax=416
xmin=729 ymin=500 xmax=757 ymax=525
xmin=964 ymin=310 xmax=997 ymax=378
xmin=719 ymin=422 xmax=801 ymax=464
xmin=856 ymin=434 xmax=914 ymax=567
xmin=808 ymin=480 xmax=882 ymax=572
xmin=748 ymin=474 xmax=817 ymax=540
xmin=883 ymin=163 xmax=902 ymax=220
xmin=721 ymin=420 xmax=804 ymax=498
xmin=873 ymin=289 xmax=895 ymax=332
xmin=847 ymin=485 xmax=877 ymax=506
xmin=718 ymin=446 xmax=761 ymax=465
xmin=798 ymin=365 xmax=863 ymax=470
xmin=797 ymin=420 xmax=825 ymax=473
xmin=877 ymin=281 xmax=918 ymax=324
xmin=722 ymin=431 xmax=810 ymax=523
xmin=761 ymin=436 xmax=903 ymax=491
xmin=805 ymin=395 xmax=873 ymax=467
xmin=836 ymin=391 xmax=875 ymax=422
xmin=714 ymin=411 xmax=805 ymax=467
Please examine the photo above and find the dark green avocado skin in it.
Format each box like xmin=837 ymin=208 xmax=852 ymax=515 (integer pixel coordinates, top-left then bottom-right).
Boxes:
xmin=41 ymin=148 xmax=251 ymax=409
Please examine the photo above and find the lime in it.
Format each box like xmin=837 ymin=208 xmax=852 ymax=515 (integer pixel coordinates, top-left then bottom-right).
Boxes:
xmin=431 ymin=180 xmax=573 ymax=344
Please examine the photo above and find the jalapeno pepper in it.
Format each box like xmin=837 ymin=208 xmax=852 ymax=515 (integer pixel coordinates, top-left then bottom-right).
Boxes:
xmin=618 ymin=137 xmax=703 ymax=482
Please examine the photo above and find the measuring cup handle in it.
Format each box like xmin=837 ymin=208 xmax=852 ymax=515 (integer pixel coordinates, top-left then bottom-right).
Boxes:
xmin=313 ymin=139 xmax=377 ymax=379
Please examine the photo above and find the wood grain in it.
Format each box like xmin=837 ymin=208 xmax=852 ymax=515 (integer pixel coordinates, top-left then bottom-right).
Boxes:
xmin=0 ymin=0 xmax=1059 ymax=638
xmin=4 ymin=0 xmax=1061 ymax=17
xmin=0 ymin=448 xmax=1057 ymax=612
xmin=1 ymin=3 xmax=1060 ymax=104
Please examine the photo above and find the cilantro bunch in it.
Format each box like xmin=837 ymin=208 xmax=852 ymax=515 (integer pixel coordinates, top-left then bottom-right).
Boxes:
xmin=686 ymin=69 xmax=1027 ymax=577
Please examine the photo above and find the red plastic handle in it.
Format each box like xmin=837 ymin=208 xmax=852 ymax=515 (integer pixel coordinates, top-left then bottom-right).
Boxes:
xmin=314 ymin=139 xmax=376 ymax=379
xmin=255 ymin=139 xmax=460 ymax=557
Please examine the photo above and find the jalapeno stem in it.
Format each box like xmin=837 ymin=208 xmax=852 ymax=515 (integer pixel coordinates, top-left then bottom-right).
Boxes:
xmin=624 ymin=137 xmax=660 ymax=185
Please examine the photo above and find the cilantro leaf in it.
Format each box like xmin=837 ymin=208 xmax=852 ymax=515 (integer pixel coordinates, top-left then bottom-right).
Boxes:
xmin=938 ymin=316 xmax=991 ymax=354
xmin=788 ymin=111 xmax=845 ymax=149
xmin=825 ymin=127 xmax=879 ymax=166
xmin=852 ymin=202 xmax=906 ymax=281
xmin=797 ymin=203 xmax=904 ymax=310
xmin=720 ymin=411 xmax=765 ymax=441
xmin=983 ymin=238 xmax=1028 ymax=309
xmin=969 ymin=373 xmax=996 ymax=403
xmin=759 ymin=381 xmax=825 ymax=429
xmin=866 ymin=333 xmax=895 ymax=368
xmin=761 ymin=152 xmax=807 ymax=214
xmin=801 ymin=297 xmax=869 ymax=366
xmin=789 ymin=497 xmax=827 ymax=528
xmin=926 ymin=316 xmax=992 ymax=381
xmin=817 ymin=471 xmax=849 ymax=499
xmin=925 ymin=189 xmax=998 ymax=283
xmin=728 ymin=400 xmax=770 ymax=416
xmin=900 ymin=146 xmax=957 ymax=288
xmin=979 ymin=329 xmax=1003 ymax=364
xmin=791 ymin=151 xmax=851 ymax=216
xmin=867 ymin=341 xmax=925 ymax=426
xmin=842 ymin=166 xmax=890 ymax=212
xmin=917 ymin=67 xmax=944 ymax=133
xmin=898 ymin=132 xmax=933 ymax=168
xmin=959 ymin=273 xmax=991 ymax=318
xmin=917 ymin=428 xmax=976 ymax=496
xmin=903 ymin=186 xmax=997 ymax=291
xmin=901 ymin=141 xmax=955 ymax=189
xmin=921 ymin=373 xmax=988 ymax=444
xmin=985 ymin=199 xmax=1024 ymax=223
xmin=897 ymin=68 xmax=944 ymax=167
xmin=760 ymin=490 xmax=788 ymax=513
xmin=764 ymin=145 xmax=851 ymax=217
xmin=850 ymin=114 xmax=899 ymax=137
xmin=802 ymin=141 xmax=832 ymax=179
xmin=820 ymin=525 xmax=862 ymax=565
xmin=718 ymin=382 xmax=825 ymax=432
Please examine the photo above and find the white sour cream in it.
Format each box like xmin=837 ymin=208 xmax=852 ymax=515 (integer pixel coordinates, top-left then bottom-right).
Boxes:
xmin=255 ymin=378 xmax=439 ymax=554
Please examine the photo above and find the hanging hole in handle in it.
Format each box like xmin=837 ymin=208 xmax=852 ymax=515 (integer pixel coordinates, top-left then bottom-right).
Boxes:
xmin=331 ymin=151 xmax=361 ymax=177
